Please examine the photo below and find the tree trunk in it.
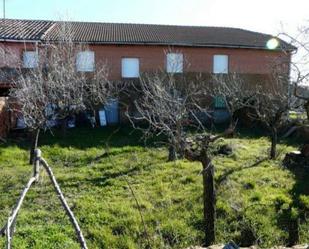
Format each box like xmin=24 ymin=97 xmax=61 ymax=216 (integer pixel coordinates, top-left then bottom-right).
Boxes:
xmin=201 ymin=156 xmax=216 ymax=246
xmin=61 ymin=117 xmax=68 ymax=137
xmin=168 ymin=144 xmax=177 ymax=161
xmin=288 ymin=216 xmax=299 ymax=246
xmin=94 ymin=109 xmax=99 ymax=128
xmin=228 ymin=117 xmax=237 ymax=138
xmin=29 ymin=129 xmax=40 ymax=165
xmin=270 ymin=128 xmax=277 ymax=159
xmin=304 ymin=101 xmax=309 ymax=122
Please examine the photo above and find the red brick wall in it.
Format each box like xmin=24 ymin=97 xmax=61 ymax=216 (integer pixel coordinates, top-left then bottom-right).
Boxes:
xmin=89 ymin=44 xmax=291 ymax=80
xmin=0 ymin=42 xmax=291 ymax=80
xmin=0 ymin=42 xmax=37 ymax=68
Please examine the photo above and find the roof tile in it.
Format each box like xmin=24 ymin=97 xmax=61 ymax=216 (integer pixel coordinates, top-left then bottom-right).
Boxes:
xmin=0 ymin=19 xmax=295 ymax=50
xmin=0 ymin=19 xmax=54 ymax=40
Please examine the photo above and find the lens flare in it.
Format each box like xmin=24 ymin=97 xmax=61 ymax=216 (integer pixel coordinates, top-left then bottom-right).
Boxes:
xmin=266 ymin=38 xmax=279 ymax=50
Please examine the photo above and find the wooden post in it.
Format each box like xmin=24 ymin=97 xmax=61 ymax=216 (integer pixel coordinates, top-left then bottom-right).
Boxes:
xmin=6 ymin=217 xmax=11 ymax=249
xmin=29 ymin=129 xmax=40 ymax=165
xmin=33 ymin=149 xmax=41 ymax=182
xmin=270 ymin=128 xmax=277 ymax=159
xmin=202 ymin=156 xmax=216 ymax=246
xmin=183 ymin=135 xmax=218 ymax=247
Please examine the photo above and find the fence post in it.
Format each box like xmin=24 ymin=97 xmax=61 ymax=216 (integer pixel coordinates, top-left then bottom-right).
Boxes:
xmin=33 ymin=149 xmax=41 ymax=182
xmin=6 ymin=217 xmax=11 ymax=249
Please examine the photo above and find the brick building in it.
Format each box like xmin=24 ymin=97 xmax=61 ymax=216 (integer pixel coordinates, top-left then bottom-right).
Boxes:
xmin=0 ymin=19 xmax=295 ymax=136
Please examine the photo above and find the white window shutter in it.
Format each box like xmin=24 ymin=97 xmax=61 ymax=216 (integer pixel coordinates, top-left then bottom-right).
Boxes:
xmin=76 ymin=51 xmax=95 ymax=72
xmin=121 ymin=58 xmax=140 ymax=78
xmin=166 ymin=53 xmax=183 ymax=73
xmin=213 ymin=55 xmax=228 ymax=74
xmin=23 ymin=51 xmax=38 ymax=68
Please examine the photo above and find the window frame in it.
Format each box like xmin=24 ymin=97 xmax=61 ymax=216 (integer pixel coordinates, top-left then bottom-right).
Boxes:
xmin=23 ymin=51 xmax=39 ymax=68
xmin=213 ymin=54 xmax=229 ymax=74
xmin=166 ymin=53 xmax=184 ymax=73
xmin=121 ymin=57 xmax=140 ymax=78
xmin=76 ymin=51 xmax=95 ymax=72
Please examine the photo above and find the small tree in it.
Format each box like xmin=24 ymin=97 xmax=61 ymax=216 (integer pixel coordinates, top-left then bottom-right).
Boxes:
xmin=127 ymin=71 xmax=208 ymax=161
xmin=226 ymin=71 xmax=292 ymax=159
xmin=250 ymin=72 xmax=291 ymax=159
xmin=211 ymin=73 xmax=255 ymax=128
xmin=211 ymin=60 xmax=292 ymax=160
xmin=127 ymin=59 xmax=243 ymax=245
xmin=6 ymin=22 xmax=115 ymax=163
xmin=278 ymin=23 xmax=309 ymax=120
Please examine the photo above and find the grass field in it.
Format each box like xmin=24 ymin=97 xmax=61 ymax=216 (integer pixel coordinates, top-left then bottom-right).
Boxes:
xmin=0 ymin=127 xmax=308 ymax=249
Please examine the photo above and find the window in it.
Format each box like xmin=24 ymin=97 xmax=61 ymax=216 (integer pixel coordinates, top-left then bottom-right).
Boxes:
xmin=121 ymin=58 xmax=139 ymax=78
xmin=23 ymin=51 xmax=38 ymax=68
xmin=76 ymin=51 xmax=95 ymax=72
xmin=166 ymin=53 xmax=183 ymax=73
xmin=213 ymin=55 xmax=228 ymax=74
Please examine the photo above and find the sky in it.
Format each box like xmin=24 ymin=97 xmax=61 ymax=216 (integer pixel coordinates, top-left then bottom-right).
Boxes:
xmin=1 ymin=0 xmax=309 ymax=37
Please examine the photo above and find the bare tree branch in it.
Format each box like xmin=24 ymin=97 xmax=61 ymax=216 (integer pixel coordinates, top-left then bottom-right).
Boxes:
xmin=126 ymin=67 xmax=209 ymax=160
xmin=1 ymin=21 xmax=118 ymax=163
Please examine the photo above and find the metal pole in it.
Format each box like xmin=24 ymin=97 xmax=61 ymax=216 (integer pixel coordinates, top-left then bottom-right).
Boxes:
xmin=2 ymin=0 xmax=5 ymax=55
xmin=3 ymin=0 xmax=5 ymax=20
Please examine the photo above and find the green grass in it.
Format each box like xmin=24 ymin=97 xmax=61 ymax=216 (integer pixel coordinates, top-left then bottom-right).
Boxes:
xmin=289 ymin=111 xmax=307 ymax=121
xmin=0 ymin=127 xmax=308 ymax=248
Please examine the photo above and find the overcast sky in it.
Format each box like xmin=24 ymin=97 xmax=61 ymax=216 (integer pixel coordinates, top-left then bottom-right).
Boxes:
xmin=2 ymin=0 xmax=308 ymax=36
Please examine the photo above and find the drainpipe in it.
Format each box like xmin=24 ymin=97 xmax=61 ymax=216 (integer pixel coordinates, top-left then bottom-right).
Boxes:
xmin=35 ymin=41 xmax=39 ymax=54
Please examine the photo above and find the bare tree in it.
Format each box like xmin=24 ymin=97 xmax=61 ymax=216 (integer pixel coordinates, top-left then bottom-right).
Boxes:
xmin=127 ymin=70 xmax=238 ymax=245
xmin=126 ymin=53 xmax=245 ymax=245
xmin=249 ymin=71 xmax=291 ymax=159
xmin=213 ymin=65 xmax=292 ymax=160
xmin=0 ymin=21 xmax=121 ymax=248
xmin=5 ymin=22 xmax=115 ymax=163
xmin=211 ymin=71 xmax=291 ymax=159
xmin=278 ymin=23 xmax=309 ymax=120
xmin=127 ymin=70 xmax=208 ymax=161
xmin=184 ymin=128 xmax=234 ymax=246
xmin=211 ymin=73 xmax=255 ymax=128
xmin=211 ymin=54 xmax=292 ymax=160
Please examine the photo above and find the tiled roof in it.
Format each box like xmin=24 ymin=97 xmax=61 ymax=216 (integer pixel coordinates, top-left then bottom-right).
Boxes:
xmin=0 ymin=19 xmax=54 ymax=40
xmin=0 ymin=19 xmax=295 ymax=50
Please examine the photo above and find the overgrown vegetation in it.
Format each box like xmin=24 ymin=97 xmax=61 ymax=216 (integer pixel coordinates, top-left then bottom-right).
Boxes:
xmin=0 ymin=127 xmax=308 ymax=248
